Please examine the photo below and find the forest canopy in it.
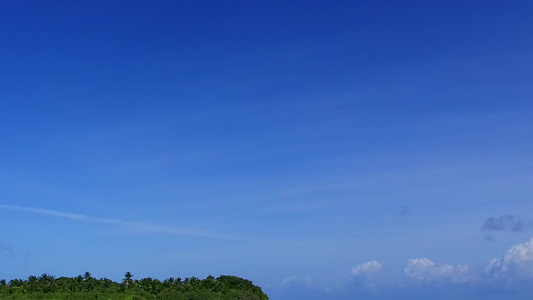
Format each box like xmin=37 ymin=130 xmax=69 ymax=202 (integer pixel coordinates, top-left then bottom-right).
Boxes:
xmin=0 ymin=272 xmax=269 ymax=300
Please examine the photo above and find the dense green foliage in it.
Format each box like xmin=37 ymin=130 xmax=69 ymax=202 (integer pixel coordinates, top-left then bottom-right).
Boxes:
xmin=0 ymin=272 xmax=268 ymax=300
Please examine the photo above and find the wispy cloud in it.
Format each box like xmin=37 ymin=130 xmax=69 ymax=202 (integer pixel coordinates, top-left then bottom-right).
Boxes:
xmin=281 ymin=276 xmax=314 ymax=287
xmin=484 ymin=234 xmax=494 ymax=242
xmin=0 ymin=204 xmax=249 ymax=241
xmin=399 ymin=206 xmax=409 ymax=216
xmin=0 ymin=243 xmax=14 ymax=258
xmin=481 ymin=215 xmax=529 ymax=232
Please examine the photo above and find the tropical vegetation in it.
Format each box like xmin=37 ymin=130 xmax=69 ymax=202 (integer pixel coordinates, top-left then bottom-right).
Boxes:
xmin=0 ymin=272 xmax=268 ymax=300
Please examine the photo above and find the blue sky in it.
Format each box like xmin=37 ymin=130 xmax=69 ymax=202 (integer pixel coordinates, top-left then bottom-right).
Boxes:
xmin=1 ymin=1 xmax=533 ymax=299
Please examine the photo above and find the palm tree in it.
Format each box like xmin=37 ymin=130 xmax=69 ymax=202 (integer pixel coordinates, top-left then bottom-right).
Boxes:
xmin=137 ymin=277 xmax=152 ymax=292
xmin=82 ymin=271 xmax=95 ymax=291
xmin=122 ymin=272 xmax=134 ymax=289
xmin=164 ymin=277 xmax=174 ymax=288
xmin=83 ymin=271 xmax=92 ymax=282
xmin=27 ymin=275 xmax=38 ymax=292
xmin=9 ymin=278 xmax=24 ymax=287
xmin=38 ymin=273 xmax=56 ymax=293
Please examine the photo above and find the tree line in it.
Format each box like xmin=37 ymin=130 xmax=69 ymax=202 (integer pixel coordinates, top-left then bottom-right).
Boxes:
xmin=0 ymin=272 xmax=269 ymax=300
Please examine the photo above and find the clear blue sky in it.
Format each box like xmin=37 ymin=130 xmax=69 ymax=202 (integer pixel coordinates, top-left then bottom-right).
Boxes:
xmin=1 ymin=1 xmax=533 ymax=299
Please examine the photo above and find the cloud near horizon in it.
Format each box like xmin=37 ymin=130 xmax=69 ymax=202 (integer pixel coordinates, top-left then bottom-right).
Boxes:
xmin=402 ymin=258 xmax=472 ymax=284
xmin=402 ymin=238 xmax=533 ymax=286
xmin=485 ymin=238 xmax=533 ymax=283
xmin=281 ymin=276 xmax=314 ymax=287
xmin=272 ymin=238 xmax=533 ymax=300
xmin=351 ymin=260 xmax=384 ymax=277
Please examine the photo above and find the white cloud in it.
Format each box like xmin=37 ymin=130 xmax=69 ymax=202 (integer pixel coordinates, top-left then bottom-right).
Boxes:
xmin=281 ymin=276 xmax=313 ymax=287
xmin=403 ymin=258 xmax=472 ymax=283
xmin=485 ymin=238 xmax=533 ymax=282
xmin=351 ymin=260 xmax=384 ymax=277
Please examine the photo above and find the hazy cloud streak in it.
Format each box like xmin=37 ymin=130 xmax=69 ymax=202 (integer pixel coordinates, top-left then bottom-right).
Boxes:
xmin=0 ymin=204 xmax=248 ymax=241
